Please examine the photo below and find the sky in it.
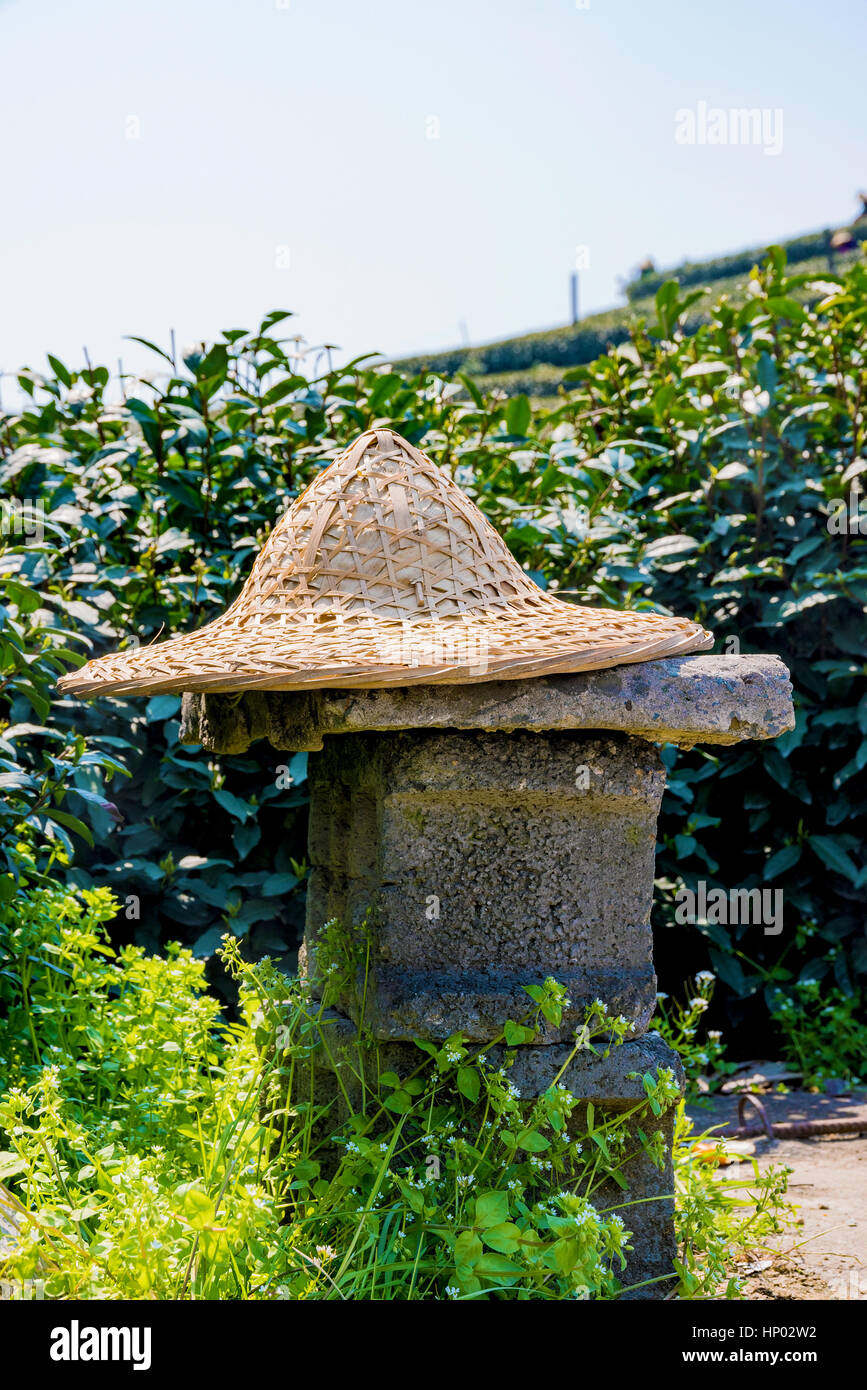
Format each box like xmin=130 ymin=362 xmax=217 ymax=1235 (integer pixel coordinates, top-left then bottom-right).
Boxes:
xmin=0 ymin=0 xmax=865 ymax=386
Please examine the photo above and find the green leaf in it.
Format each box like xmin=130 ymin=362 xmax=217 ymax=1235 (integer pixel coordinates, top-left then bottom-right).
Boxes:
xmin=606 ymin=1166 xmax=630 ymax=1190
xmin=47 ymin=354 xmax=73 ymax=387
xmin=180 ymin=1186 xmax=215 ymax=1230
xmin=784 ymin=537 xmax=824 ymax=566
xmin=454 ymin=1230 xmax=483 ymax=1274
xmin=214 ymin=789 xmax=255 ymax=822
xmin=708 ymin=948 xmax=749 ymax=996
xmin=473 ymin=1190 xmax=510 ymax=1229
xmin=68 ymin=786 xmax=118 ymax=816
xmin=763 ymin=844 xmax=801 ymax=880
xmin=233 ymin=822 xmax=261 ymax=859
xmin=457 ymin=1067 xmax=480 ymax=1102
xmin=505 ymin=394 xmax=531 ymax=437
xmin=383 ymin=1090 xmax=412 ymax=1114
xmin=764 ymin=296 xmax=806 ymax=321
xmin=262 ymin=376 xmax=307 ymax=406
xmin=591 ymin=1128 xmax=613 ymax=1155
xmin=261 ymin=871 xmax=300 ymax=897
xmin=458 ymin=372 xmax=484 ymax=408
xmin=145 ymin=694 xmax=181 ymax=722
xmin=291 ymin=1158 xmax=320 ymax=1185
xmin=125 ymin=335 xmax=176 ymax=365
xmin=49 ymin=810 xmax=95 ymax=847
xmin=0 ymin=771 xmax=38 ymax=791
xmin=778 ymin=592 xmax=840 ymax=620
xmin=645 ymin=534 xmax=699 ymax=559
xmin=0 ymin=1151 xmax=28 ymax=1180
xmin=552 ymin=1237 xmax=579 ymax=1274
xmin=763 ymin=748 xmax=792 ymax=790
xmin=480 ymin=1222 xmax=522 ymax=1254
xmin=474 ymin=1252 xmax=523 ymax=1280
xmin=516 ymin=1129 xmax=550 ymax=1153
xmin=681 ymin=360 xmax=729 ymax=378
xmin=810 ymin=835 xmax=859 ymax=883
xmin=192 ymin=927 xmax=224 ymax=959
xmin=503 ymin=1020 xmax=535 ymax=1045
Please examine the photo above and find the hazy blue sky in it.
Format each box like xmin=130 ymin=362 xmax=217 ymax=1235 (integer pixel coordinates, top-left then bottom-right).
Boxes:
xmin=1 ymin=0 xmax=865 ymax=382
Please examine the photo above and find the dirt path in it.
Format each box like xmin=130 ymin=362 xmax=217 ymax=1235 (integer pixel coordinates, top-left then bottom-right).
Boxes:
xmin=688 ymin=1090 xmax=867 ymax=1300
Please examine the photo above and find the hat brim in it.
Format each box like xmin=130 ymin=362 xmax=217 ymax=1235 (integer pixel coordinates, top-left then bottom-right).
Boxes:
xmin=58 ymin=597 xmax=713 ymax=697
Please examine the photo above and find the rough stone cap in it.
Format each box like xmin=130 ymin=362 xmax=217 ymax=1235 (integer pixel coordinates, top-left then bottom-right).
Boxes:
xmin=180 ymin=653 xmax=795 ymax=754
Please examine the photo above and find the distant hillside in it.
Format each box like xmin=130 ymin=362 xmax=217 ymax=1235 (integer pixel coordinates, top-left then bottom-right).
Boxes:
xmin=394 ymin=221 xmax=864 ymax=396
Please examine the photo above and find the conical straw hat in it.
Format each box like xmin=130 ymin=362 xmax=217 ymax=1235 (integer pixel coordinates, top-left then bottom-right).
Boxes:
xmin=58 ymin=428 xmax=712 ymax=697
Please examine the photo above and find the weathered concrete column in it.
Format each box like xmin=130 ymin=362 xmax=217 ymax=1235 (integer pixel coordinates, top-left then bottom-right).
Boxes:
xmin=180 ymin=652 xmax=794 ymax=1293
xmin=303 ymin=727 xmax=665 ymax=1040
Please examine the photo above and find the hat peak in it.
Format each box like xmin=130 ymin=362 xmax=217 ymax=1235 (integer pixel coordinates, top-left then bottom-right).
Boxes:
xmin=240 ymin=429 xmax=539 ymax=624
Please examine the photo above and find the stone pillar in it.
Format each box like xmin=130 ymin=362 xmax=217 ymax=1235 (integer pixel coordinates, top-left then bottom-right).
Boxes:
xmin=181 ymin=653 xmax=794 ymax=1295
xmin=304 ymin=728 xmax=665 ymax=1041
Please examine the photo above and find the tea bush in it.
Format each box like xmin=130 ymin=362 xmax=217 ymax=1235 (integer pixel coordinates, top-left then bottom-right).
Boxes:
xmin=0 ymin=250 xmax=865 ymax=1047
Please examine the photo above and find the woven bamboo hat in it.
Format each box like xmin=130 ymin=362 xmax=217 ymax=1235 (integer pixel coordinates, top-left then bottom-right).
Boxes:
xmin=58 ymin=428 xmax=712 ymax=697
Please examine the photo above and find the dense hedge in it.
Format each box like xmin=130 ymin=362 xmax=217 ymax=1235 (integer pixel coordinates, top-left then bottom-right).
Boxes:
xmin=397 ymin=250 xmax=859 ymax=387
xmin=1 ymin=254 xmax=865 ymax=1041
xmin=396 ymin=303 xmax=636 ymax=379
xmin=622 ymin=225 xmax=858 ymax=302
